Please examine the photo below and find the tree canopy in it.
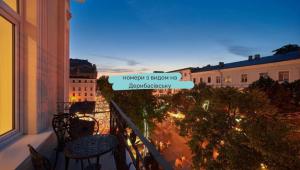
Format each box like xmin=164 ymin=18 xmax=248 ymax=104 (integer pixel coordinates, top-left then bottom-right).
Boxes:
xmin=171 ymin=85 xmax=300 ymax=169
xmin=97 ymin=76 xmax=167 ymax=130
xmin=272 ymin=44 xmax=300 ymax=55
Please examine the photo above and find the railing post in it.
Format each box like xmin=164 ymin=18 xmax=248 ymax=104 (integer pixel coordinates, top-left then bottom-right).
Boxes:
xmin=110 ymin=102 xmax=129 ymax=170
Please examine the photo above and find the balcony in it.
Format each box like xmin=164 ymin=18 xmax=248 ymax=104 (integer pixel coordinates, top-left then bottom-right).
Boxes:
xmin=39 ymin=100 xmax=172 ymax=170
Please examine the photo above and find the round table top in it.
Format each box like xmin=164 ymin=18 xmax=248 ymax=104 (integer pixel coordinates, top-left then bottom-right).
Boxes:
xmin=64 ymin=134 xmax=118 ymax=159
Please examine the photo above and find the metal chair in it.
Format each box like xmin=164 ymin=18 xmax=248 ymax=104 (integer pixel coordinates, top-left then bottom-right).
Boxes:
xmin=28 ymin=144 xmax=53 ymax=170
xmin=52 ymin=113 xmax=73 ymax=168
xmin=69 ymin=115 xmax=99 ymax=141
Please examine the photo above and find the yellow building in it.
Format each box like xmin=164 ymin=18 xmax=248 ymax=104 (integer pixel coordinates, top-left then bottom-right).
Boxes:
xmin=0 ymin=0 xmax=70 ymax=169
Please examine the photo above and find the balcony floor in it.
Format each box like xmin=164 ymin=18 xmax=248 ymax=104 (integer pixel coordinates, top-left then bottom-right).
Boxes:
xmin=53 ymin=151 xmax=117 ymax=170
xmin=38 ymin=133 xmax=117 ymax=170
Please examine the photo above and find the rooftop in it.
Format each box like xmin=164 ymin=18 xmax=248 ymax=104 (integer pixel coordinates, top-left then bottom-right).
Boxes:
xmin=192 ymin=51 xmax=300 ymax=73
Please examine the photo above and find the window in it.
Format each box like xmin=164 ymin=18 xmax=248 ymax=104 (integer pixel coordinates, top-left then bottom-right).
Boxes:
xmin=207 ymin=77 xmax=211 ymax=83
xmin=241 ymin=74 xmax=247 ymax=83
xmin=72 ymin=93 xmax=75 ymax=96
xmin=90 ymin=93 xmax=93 ymax=96
xmin=259 ymin=72 xmax=268 ymax=78
xmin=78 ymin=87 xmax=81 ymax=91
xmin=279 ymin=71 xmax=289 ymax=82
xmin=72 ymin=87 xmax=75 ymax=91
xmin=85 ymin=80 xmax=87 ymax=83
xmin=90 ymin=80 xmax=93 ymax=83
xmin=184 ymin=73 xmax=187 ymax=77
xmin=200 ymin=78 xmax=203 ymax=83
xmin=3 ymin=0 xmax=18 ymax=12
xmin=79 ymin=80 xmax=81 ymax=83
xmin=72 ymin=80 xmax=75 ymax=83
xmin=0 ymin=15 xmax=14 ymax=136
xmin=78 ymin=93 xmax=81 ymax=96
xmin=193 ymin=78 xmax=196 ymax=83
xmin=224 ymin=76 xmax=232 ymax=83
xmin=84 ymin=87 xmax=87 ymax=91
xmin=85 ymin=93 xmax=87 ymax=96
xmin=216 ymin=76 xmax=221 ymax=83
xmin=90 ymin=87 xmax=93 ymax=91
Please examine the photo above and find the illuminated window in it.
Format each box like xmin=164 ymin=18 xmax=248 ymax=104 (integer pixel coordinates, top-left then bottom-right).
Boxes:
xmin=224 ymin=76 xmax=232 ymax=83
xmin=0 ymin=15 xmax=14 ymax=136
xmin=3 ymin=0 xmax=18 ymax=12
xmin=241 ymin=74 xmax=247 ymax=83
xmin=279 ymin=71 xmax=289 ymax=82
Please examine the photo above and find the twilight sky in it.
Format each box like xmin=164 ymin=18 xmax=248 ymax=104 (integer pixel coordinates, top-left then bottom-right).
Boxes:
xmin=70 ymin=0 xmax=300 ymax=76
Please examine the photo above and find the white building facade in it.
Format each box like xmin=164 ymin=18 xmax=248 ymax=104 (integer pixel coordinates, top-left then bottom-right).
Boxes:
xmin=191 ymin=52 xmax=300 ymax=88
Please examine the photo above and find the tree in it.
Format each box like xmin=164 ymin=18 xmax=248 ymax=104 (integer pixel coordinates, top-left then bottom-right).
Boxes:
xmin=272 ymin=44 xmax=300 ymax=55
xmin=248 ymin=77 xmax=298 ymax=113
xmin=97 ymin=76 xmax=167 ymax=131
xmin=173 ymin=86 xmax=300 ymax=169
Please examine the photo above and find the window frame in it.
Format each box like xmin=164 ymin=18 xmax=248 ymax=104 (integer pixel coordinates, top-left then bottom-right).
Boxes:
xmin=241 ymin=74 xmax=248 ymax=83
xmin=207 ymin=76 xmax=211 ymax=83
xmin=278 ymin=71 xmax=289 ymax=82
xmin=216 ymin=76 xmax=221 ymax=84
xmin=259 ymin=72 xmax=268 ymax=78
xmin=0 ymin=2 xmax=22 ymax=145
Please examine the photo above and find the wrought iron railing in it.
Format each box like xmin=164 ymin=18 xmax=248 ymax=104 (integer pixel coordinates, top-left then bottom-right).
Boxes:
xmin=110 ymin=100 xmax=172 ymax=170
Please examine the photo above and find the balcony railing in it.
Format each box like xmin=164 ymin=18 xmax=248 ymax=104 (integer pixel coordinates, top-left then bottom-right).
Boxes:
xmin=110 ymin=100 xmax=172 ymax=170
xmin=57 ymin=100 xmax=172 ymax=170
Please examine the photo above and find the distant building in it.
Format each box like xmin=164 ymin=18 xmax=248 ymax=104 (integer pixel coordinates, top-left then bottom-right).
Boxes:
xmin=154 ymin=51 xmax=300 ymax=96
xmin=191 ymin=51 xmax=300 ymax=88
xmin=69 ymin=59 xmax=97 ymax=102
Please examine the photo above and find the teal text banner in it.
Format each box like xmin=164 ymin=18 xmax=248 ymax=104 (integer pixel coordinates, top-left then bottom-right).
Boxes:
xmin=108 ymin=73 xmax=194 ymax=90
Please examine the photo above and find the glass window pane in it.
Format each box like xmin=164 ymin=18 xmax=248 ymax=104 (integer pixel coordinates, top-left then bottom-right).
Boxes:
xmin=3 ymin=0 xmax=18 ymax=12
xmin=0 ymin=15 xmax=14 ymax=135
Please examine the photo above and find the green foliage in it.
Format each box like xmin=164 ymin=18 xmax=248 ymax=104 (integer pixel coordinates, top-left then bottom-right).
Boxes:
xmin=173 ymin=86 xmax=300 ymax=169
xmin=96 ymin=76 xmax=167 ymax=131
xmin=272 ymin=44 xmax=300 ymax=55
xmin=97 ymin=76 xmax=114 ymax=101
xmin=249 ymin=77 xmax=300 ymax=112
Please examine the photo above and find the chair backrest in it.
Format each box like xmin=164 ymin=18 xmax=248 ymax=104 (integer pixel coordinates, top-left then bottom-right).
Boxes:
xmin=52 ymin=113 xmax=72 ymax=150
xmin=69 ymin=115 xmax=99 ymax=140
xmin=27 ymin=144 xmax=53 ymax=170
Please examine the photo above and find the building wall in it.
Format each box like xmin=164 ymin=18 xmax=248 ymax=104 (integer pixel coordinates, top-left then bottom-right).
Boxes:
xmin=0 ymin=0 xmax=70 ymax=145
xmin=69 ymin=78 xmax=97 ymax=102
xmin=191 ymin=59 xmax=300 ymax=88
xmin=0 ymin=0 xmax=70 ymax=169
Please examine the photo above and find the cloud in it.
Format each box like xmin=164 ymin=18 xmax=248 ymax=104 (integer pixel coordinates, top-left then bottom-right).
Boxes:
xmin=227 ymin=45 xmax=254 ymax=57
xmin=92 ymin=55 xmax=140 ymax=66
xmin=218 ymin=39 xmax=255 ymax=57
xmin=97 ymin=67 xmax=149 ymax=74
